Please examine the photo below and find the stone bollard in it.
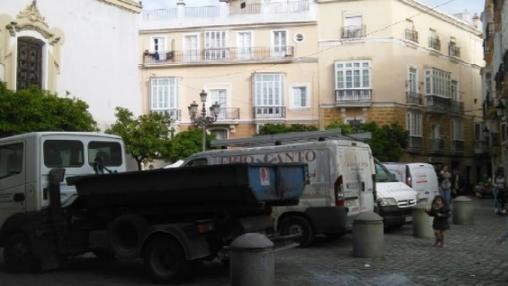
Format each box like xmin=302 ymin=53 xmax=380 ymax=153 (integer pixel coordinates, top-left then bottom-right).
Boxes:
xmin=453 ymin=196 xmax=474 ymax=225
xmin=230 ymin=233 xmax=274 ymax=286
xmin=352 ymin=212 xmax=384 ymax=258
xmin=412 ymin=202 xmax=434 ymax=238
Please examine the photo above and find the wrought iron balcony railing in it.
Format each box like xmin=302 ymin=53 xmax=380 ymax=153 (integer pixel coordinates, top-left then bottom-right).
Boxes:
xmin=404 ymin=29 xmax=419 ymax=43
xmin=429 ymin=37 xmax=441 ymax=51
xmin=406 ymin=91 xmax=422 ymax=105
xmin=216 ymin=107 xmax=240 ymax=121
xmin=451 ymin=140 xmax=464 ymax=154
xmin=143 ymin=47 xmax=295 ymax=65
xmin=253 ymin=106 xmax=286 ymax=119
xmin=408 ymin=136 xmax=423 ymax=152
xmin=341 ymin=25 xmax=366 ymax=39
xmin=151 ymin=109 xmax=182 ymax=121
xmin=425 ymin=95 xmax=450 ymax=113
xmin=430 ymin=138 xmax=444 ymax=154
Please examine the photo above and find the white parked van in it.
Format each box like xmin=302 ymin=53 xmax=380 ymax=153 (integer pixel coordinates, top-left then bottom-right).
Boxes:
xmin=182 ymin=139 xmax=376 ymax=246
xmin=384 ymin=163 xmax=439 ymax=203
xmin=374 ymin=160 xmax=417 ymax=227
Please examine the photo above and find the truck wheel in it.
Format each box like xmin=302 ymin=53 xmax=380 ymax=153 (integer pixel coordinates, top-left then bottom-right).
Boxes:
xmin=143 ymin=236 xmax=191 ymax=283
xmin=3 ymin=232 xmax=40 ymax=273
xmin=109 ymin=214 xmax=150 ymax=258
xmin=279 ymin=216 xmax=314 ymax=247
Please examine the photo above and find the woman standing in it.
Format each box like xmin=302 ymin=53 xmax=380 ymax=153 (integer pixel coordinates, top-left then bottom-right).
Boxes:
xmin=426 ymin=195 xmax=450 ymax=248
xmin=440 ymin=166 xmax=452 ymax=205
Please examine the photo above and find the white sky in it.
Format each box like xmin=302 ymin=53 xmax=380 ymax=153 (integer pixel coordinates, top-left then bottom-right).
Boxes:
xmin=141 ymin=0 xmax=484 ymax=17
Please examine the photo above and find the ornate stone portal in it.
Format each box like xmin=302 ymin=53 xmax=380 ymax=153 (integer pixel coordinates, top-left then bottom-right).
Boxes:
xmin=0 ymin=0 xmax=64 ymax=91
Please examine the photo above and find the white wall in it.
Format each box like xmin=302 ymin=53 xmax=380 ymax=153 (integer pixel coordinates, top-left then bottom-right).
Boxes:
xmin=1 ymin=0 xmax=141 ymax=129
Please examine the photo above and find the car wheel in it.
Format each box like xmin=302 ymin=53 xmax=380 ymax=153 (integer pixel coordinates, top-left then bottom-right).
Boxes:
xmin=143 ymin=235 xmax=191 ymax=283
xmin=279 ymin=216 xmax=314 ymax=247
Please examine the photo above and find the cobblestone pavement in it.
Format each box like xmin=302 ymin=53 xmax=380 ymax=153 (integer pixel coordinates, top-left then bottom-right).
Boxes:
xmin=0 ymin=197 xmax=507 ymax=286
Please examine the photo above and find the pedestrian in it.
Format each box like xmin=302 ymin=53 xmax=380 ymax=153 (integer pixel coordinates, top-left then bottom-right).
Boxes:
xmin=440 ymin=166 xmax=452 ymax=205
xmin=494 ymin=168 xmax=506 ymax=215
xmin=426 ymin=195 xmax=450 ymax=248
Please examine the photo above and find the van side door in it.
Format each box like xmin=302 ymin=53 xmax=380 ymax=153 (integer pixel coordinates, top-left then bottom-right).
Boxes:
xmin=0 ymin=142 xmax=27 ymax=227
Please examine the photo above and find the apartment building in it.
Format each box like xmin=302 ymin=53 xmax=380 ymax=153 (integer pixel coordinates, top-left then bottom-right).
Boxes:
xmin=139 ymin=0 xmax=319 ymax=139
xmin=482 ymin=0 xmax=508 ymax=179
xmin=139 ymin=0 xmax=484 ymax=180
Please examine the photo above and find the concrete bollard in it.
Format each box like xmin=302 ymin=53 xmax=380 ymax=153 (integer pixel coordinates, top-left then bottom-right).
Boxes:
xmin=453 ymin=196 xmax=474 ymax=225
xmin=352 ymin=212 xmax=384 ymax=258
xmin=412 ymin=202 xmax=434 ymax=239
xmin=230 ymin=233 xmax=274 ymax=286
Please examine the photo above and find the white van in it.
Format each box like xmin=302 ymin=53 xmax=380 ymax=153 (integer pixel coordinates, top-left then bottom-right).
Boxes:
xmin=374 ymin=160 xmax=417 ymax=227
xmin=383 ymin=163 xmax=439 ymax=203
xmin=182 ymin=140 xmax=376 ymax=246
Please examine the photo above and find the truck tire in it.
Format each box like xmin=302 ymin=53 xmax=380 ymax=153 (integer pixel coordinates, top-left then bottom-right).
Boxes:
xmin=279 ymin=216 xmax=314 ymax=247
xmin=143 ymin=235 xmax=191 ymax=283
xmin=3 ymin=232 xmax=40 ymax=273
xmin=109 ymin=214 xmax=150 ymax=258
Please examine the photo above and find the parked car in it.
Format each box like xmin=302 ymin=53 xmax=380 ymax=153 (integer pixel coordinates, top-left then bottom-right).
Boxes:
xmin=383 ymin=162 xmax=439 ymax=203
xmin=374 ymin=160 xmax=417 ymax=227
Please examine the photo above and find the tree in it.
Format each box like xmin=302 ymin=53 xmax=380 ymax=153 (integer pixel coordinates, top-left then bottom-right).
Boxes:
xmin=164 ymin=128 xmax=215 ymax=162
xmin=258 ymin=123 xmax=318 ymax=135
xmin=326 ymin=121 xmax=408 ymax=162
xmin=106 ymin=107 xmax=172 ymax=170
xmin=0 ymin=83 xmax=97 ymax=137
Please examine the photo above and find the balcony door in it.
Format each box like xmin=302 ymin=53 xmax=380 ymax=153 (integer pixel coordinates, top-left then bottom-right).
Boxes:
xmin=237 ymin=31 xmax=252 ymax=59
xmin=184 ymin=34 xmax=199 ymax=62
xmin=209 ymin=89 xmax=228 ymax=120
xmin=271 ymin=30 xmax=287 ymax=57
xmin=204 ymin=31 xmax=226 ymax=60
xmin=17 ymin=37 xmax=43 ymax=90
xmin=151 ymin=37 xmax=166 ymax=61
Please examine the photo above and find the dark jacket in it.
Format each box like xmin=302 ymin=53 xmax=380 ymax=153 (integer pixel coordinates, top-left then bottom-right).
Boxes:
xmin=427 ymin=205 xmax=450 ymax=230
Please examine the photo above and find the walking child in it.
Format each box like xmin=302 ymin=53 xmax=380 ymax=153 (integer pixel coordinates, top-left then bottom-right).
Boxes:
xmin=426 ymin=195 xmax=450 ymax=247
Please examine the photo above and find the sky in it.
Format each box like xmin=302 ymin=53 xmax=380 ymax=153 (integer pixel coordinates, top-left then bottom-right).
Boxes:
xmin=141 ymin=0 xmax=484 ymax=17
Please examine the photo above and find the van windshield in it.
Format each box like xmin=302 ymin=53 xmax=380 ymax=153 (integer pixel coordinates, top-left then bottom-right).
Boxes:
xmin=375 ymin=161 xmax=398 ymax=182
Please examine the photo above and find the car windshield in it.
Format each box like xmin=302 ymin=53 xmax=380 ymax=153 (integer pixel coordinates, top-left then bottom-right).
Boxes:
xmin=375 ymin=161 xmax=398 ymax=182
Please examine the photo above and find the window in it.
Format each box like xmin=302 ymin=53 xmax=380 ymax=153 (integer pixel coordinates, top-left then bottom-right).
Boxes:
xmin=209 ymin=89 xmax=227 ymax=119
xmin=375 ymin=161 xmax=397 ymax=182
xmin=150 ymin=77 xmax=180 ymax=120
xmin=272 ymin=30 xmax=287 ymax=57
xmin=184 ymin=33 xmax=199 ymax=62
xmin=429 ymin=29 xmax=440 ymax=50
xmin=151 ymin=37 xmax=166 ymax=60
xmin=407 ymin=111 xmax=422 ymax=137
xmin=88 ymin=141 xmax=122 ymax=167
xmin=0 ymin=143 xmax=23 ymax=179
xmin=343 ymin=15 xmax=364 ymax=38
xmin=451 ymin=118 xmax=464 ymax=141
xmin=253 ymin=73 xmax=284 ymax=118
xmin=205 ymin=31 xmax=226 ymax=60
xmin=408 ymin=66 xmax=418 ymax=94
xmin=210 ymin=129 xmax=228 ymax=140
xmin=294 ymin=33 xmax=304 ymax=43
xmin=184 ymin=158 xmax=207 ymax=167
xmin=43 ymin=140 xmax=84 ymax=168
xmin=335 ymin=61 xmax=372 ymax=100
xmin=292 ymin=86 xmax=309 ymax=108
xmin=17 ymin=37 xmax=43 ymax=90
xmin=431 ymin=124 xmax=441 ymax=139
xmin=253 ymin=73 xmax=283 ymax=106
xmin=425 ymin=68 xmax=452 ymax=98
xmin=237 ymin=31 xmax=253 ymax=59
xmin=451 ymin=80 xmax=459 ymax=101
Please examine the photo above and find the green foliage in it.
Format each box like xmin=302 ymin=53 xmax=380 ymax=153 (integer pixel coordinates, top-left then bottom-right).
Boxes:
xmin=106 ymin=107 xmax=172 ymax=170
xmin=164 ymin=128 xmax=214 ymax=162
xmin=258 ymin=123 xmax=318 ymax=135
xmin=326 ymin=121 xmax=408 ymax=162
xmin=0 ymin=83 xmax=97 ymax=137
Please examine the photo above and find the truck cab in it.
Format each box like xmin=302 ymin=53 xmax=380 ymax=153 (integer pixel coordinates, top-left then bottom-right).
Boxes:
xmin=0 ymin=132 xmax=125 ymax=230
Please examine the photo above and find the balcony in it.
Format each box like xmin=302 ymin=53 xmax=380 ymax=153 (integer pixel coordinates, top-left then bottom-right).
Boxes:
xmin=335 ymin=89 xmax=372 ymax=106
xmin=407 ymin=136 xmax=423 ymax=152
xmin=143 ymin=47 xmax=295 ymax=66
xmin=429 ymin=37 xmax=441 ymax=51
xmin=152 ymin=109 xmax=182 ymax=121
xmin=406 ymin=91 xmax=422 ymax=105
xmin=229 ymin=3 xmax=262 ymax=15
xmin=425 ymin=95 xmax=450 ymax=113
xmin=429 ymin=138 xmax=445 ymax=154
xmin=341 ymin=25 xmax=366 ymax=39
xmin=451 ymin=140 xmax=464 ymax=154
xmin=474 ymin=140 xmax=488 ymax=154
xmin=253 ymin=106 xmax=286 ymax=119
xmin=216 ymin=107 xmax=240 ymax=122
xmin=142 ymin=8 xmax=177 ymax=21
xmin=184 ymin=6 xmax=220 ymax=17
xmin=450 ymin=100 xmax=464 ymax=113
xmin=404 ymin=29 xmax=419 ymax=43
xmin=448 ymin=44 xmax=461 ymax=58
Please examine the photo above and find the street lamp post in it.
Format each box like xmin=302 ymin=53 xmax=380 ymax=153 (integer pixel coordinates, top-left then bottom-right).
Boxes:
xmin=188 ymin=90 xmax=221 ymax=151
